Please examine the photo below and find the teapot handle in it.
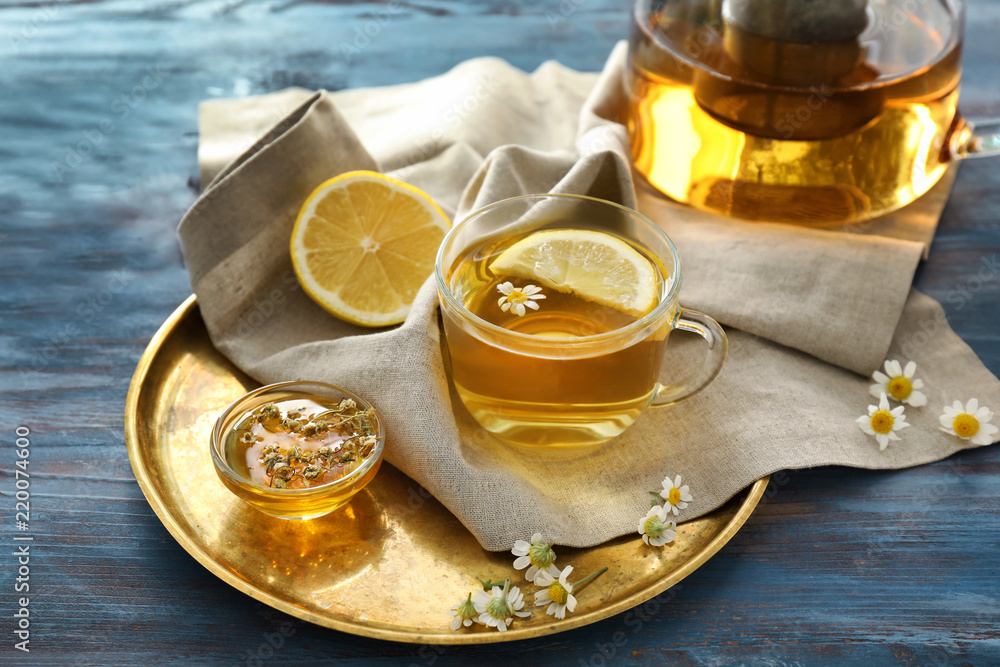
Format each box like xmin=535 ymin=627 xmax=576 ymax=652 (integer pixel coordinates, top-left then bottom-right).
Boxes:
xmin=951 ymin=116 xmax=1000 ymax=160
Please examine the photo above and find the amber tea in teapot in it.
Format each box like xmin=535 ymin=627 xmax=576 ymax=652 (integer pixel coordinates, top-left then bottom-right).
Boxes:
xmin=627 ymin=0 xmax=967 ymax=224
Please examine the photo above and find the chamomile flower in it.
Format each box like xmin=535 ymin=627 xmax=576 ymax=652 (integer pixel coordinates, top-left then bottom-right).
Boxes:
xmin=534 ymin=565 xmax=608 ymax=620
xmin=870 ymin=360 xmax=927 ymax=406
xmin=472 ymin=579 xmax=530 ymax=632
xmin=939 ymin=399 xmax=998 ymax=446
xmin=497 ymin=282 xmax=545 ymax=316
xmin=449 ymin=592 xmax=477 ymax=630
xmin=534 ymin=566 xmax=577 ymax=619
xmin=512 ymin=532 xmax=559 ymax=584
xmin=637 ymin=505 xmax=676 ymax=547
xmin=659 ymin=474 xmax=693 ymax=515
xmin=857 ymin=392 xmax=909 ymax=450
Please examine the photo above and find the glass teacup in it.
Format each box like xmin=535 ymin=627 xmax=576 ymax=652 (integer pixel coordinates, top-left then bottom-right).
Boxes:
xmin=435 ymin=194 xmax=727 ymax=449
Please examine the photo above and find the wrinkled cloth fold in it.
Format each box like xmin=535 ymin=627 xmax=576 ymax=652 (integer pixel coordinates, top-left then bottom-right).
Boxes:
xmin=180 ymin=42 xmax=1000 ymax=551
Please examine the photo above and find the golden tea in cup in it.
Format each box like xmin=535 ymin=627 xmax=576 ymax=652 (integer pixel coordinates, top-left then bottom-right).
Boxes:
xmin=435 ymin=194 xmax=726 ymax=449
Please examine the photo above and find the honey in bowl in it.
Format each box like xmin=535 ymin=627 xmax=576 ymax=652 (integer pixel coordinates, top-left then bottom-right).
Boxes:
xmin=226 ymin=397 xmax=378 ymax=489
xmin=210 ymin=382 xmax=384 ymax=520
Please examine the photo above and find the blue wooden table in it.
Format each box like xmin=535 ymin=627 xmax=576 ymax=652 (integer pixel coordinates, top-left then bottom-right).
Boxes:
xmin=2 ymin=1 xmax=999 ymax=664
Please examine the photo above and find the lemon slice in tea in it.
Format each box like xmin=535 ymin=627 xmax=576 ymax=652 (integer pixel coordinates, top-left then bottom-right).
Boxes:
xmin=290 ymin=171 xmax=450 ymax=327
xmin=488 ymin=228 xmax=659 ymax=317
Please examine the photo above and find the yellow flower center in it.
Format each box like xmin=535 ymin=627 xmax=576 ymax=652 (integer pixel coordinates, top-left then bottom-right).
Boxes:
xmin=507 ymin=290 xmax=529 ymax=304
xmin=666 ymin=488 xmax=681 ymax=505
xmin=870 ymin=410 xmax=894 ymax=434
xmin=953 ymin=413 xmax=980 ymax=438
xmin=548 ymin=582 xmax=569 ymax=605
xmin=887 ymin=376 xmax=913 ymax=400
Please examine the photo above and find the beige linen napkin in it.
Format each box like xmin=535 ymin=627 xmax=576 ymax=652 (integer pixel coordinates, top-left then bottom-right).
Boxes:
xmin=180 ymin=43 xmax=1000 ymax=551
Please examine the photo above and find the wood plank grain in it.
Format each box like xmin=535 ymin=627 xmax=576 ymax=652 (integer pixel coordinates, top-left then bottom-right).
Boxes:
xmin=1 ymin=0 xmax=999 ymax=664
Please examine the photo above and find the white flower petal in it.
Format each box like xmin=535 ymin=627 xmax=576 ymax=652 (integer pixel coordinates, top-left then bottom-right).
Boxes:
xmin=912 ymin=378 xmax=924 ymax=390
xmin=872 ymin=371 xmax=890 ymax=384
xmin=513 ymin=555 xmax=531 ymax=570
xmin=906 ymin=391 xmax=927 ymax=407
xmin=450 ymin=616 xmax=462 ymax=630
xmin=525 ymin=300 xmax=540 ymax=310
xmin=857 ymin=416 xmax=875 ymax=435
xmin=869 ymin=384 xmax=886 ymax=399
xmin=877 ymin=433 xmax=889 ymax=450
xmin=966 ymin=398 xmax=979 ymax=414
xmin=523 ymin=285 xmax=541 ymax=295
xmin=890 ymin=405 xmax=905 ymax=417
xmin=512 ymin=540 xmax=530 ymax=556
xmin=887 ymin=360 xmax=903 ymax=377
xmin=952 ymin=400 xmax=965 ymax=412
xmin=534 ymin=570 xmax=556 ymax=586
xmin=879 ymin=393 xmax=890 ymax=411
xmin=497 ymin=282 xmax=513 ymax=294
xmin=530 ymin=532 xmax=543 ymax=543
xmin=501 ymin=302 xmax=511 ymax=312
xmin=567 ymin=595 xmax=578 ymax=613
xmin=904 ymin=361 xmax=916 ymax=378
xmin=939 ymin=414 xmax=953 ymax=428
xmin=514 ymin=302 xmax=525 ymax=316
xmin=974 ymin=406 xmax=993 ymax=422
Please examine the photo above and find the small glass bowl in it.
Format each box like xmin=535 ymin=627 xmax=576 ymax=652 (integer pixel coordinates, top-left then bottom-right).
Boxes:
xmin=210 ymin=381 xmax=385 ymax=520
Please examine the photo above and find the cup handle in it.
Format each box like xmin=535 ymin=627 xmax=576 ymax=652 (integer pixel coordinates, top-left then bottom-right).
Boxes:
xmin=649 ymin=308 xmax=728 ymax=408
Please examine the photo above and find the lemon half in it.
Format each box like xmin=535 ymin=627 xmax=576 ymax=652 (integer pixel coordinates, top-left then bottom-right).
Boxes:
xmin=488 ymin=228 xmax=660 ymax=317
xmin=290 ymin=171 xmax=450 ymax=327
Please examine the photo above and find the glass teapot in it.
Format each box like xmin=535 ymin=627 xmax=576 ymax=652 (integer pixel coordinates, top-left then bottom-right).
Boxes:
xmin=626 ymin=0 xmax=1000 ymax=225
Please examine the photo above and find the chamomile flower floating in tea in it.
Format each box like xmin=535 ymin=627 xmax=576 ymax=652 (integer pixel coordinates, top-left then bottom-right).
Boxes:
xmin=449 ymin=593 xmax=478 ymax=630
xmin=939 ymin=399 xmax=998 ymax=446
xmin=511 ymin=532 xmax=560 ymax=584
xmin=638 ymin=505 xmax=676 ymax=547
xmin=496 ymin=282 xmax=545 ymax=316
xmin=857 ymin=393 xmax=910 ymax=450
xmin=473 ymin=579 xmax=530 ymax=632
xmin=870 ymin=360 xmax=928 ymax=407
xmin=659 ymin=474 xmax=692 ymax=516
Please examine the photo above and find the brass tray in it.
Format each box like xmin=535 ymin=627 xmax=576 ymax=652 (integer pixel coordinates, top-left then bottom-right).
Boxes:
xmin=125 ymin=295 xmax=768 ymax=644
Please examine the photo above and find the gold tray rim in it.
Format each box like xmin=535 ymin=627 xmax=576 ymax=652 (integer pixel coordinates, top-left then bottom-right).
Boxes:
xmin=125 ymin=294 xmax=768 ymax=645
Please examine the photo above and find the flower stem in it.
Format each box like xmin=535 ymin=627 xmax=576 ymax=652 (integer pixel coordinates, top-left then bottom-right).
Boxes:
xmin=571 ymin=566 xmax=608 ymax=593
